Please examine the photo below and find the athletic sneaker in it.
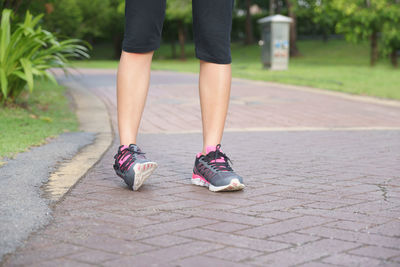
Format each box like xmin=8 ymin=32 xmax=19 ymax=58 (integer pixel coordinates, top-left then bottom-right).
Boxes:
xmin=192 ymin=144 xmax=245 ymax=192
xmin=113 ymin=144 xmax=157 ymax=191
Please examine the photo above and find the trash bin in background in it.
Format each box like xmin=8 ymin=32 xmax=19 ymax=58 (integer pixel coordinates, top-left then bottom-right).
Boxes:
xmin=257 ymin=14 xmax=293 ymax=70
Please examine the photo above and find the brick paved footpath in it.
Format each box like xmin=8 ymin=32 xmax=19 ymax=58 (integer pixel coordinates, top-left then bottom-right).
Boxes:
xmin=4 ymin=69 xmax=400 ymax=266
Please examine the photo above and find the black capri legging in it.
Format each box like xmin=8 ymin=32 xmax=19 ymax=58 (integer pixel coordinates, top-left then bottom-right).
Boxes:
xmin=122 ymin=0 xmax=234 ymax=64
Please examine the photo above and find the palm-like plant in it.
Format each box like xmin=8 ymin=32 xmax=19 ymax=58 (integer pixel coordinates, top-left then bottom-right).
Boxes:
xmin=0 ymin=9 xmax=90 ymax=103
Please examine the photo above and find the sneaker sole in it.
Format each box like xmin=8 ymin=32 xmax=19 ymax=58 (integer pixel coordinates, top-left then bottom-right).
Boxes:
xmin=132 ymin=162 xmax=158 ymax=191
xmin=191 ymin=174 xmax=244 ymax=192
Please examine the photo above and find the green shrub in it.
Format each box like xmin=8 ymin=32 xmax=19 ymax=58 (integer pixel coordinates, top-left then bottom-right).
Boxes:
xmin=0 ymin=9 xmax=90 ymax=103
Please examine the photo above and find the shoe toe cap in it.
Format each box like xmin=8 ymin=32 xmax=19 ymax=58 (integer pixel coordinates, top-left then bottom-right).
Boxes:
xmin=210 ymin=172 xmax=243 ymax=186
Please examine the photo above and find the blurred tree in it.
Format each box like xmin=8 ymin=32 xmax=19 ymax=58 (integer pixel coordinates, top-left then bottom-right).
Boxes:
xmin=162 ymin=20 xmax=180 ymax=59
xmin=236 ymin=0 xmax=269 ymax=45
xmin=0 ymin=0 xmax=50 ymax=18
xmin=285 ymin=0 xmax=300 ymax=56
xmin=332 ymin=0 xmax=387 ymax=66
xmin=44 ymin=0 xmax=83 ymax=38
xmin=76 ymin=0 xmax=112 ymax=43
xmin=1 ymin=0 xmax=31 ymax=14
xmin=165 ymin=0 xmax=192 ymax=60
xmin=244 ymin=0 xmax=254 ymax=44
xmin=380 ymin=1 xmax=400 ymax=67
xmin=106 ymin=0 xmax=125 ymax=59
xmin=270 ymin=0 xmax=275 ymax=14
xmin=39 ymin=0 xmax=121 ymax=58
xmin=312 ymin=0 xmax=338 ymax=42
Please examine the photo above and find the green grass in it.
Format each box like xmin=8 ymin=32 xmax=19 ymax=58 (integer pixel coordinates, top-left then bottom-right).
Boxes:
xmin=73 ymin=39 xmax=400 ymax=100
xmin=0 ymin=80 xmax=78 ymax=160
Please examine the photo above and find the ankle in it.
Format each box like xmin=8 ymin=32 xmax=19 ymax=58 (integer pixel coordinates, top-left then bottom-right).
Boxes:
xmin=202 ymin=144 xmax=219 ymax=155
xmin=120 ymin=143 xmax=136 ymax=147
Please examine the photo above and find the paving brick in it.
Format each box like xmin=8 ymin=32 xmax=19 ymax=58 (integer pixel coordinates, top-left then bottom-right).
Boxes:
xmin=140 ymin=234 xmax=192 ymax=248
xmin=132 ymin=217 xmax=219 ymax=240
xmin=172 ymin=255 xmax=245 ymax=267
xmin=321 ymin=253 xmax=382 ymax=266
xmin=102 ymin=241 xmax=224 ymax=266
xmin=176 ymin=228 xmax=290 ymax=252
xmin=238 ymin=215 xmax=333 ymax=238
xmin=299 ymin=226 xmax=400 ymax=249
xmin=268 ymin=232 xmax=321 ymax=246
xmin=391 ymin=255 xmax=400 ymax=262
xmin=254 ymin=210 xmax=302 ymax=221
xmin=35 ymin=258 xmax=94 ymax=267
xmin=65 ymin=209 xmax=156 ymax=228
xmin=142 ymin=199 xmax=212 ymax=211
xmin=324 ymin=220 xmax=373 ymax=232
xmin=68 ymin=235 xmax=155 ymax=255
xmin=66 ymin=249 xmax=119 ymax=264
xmin=202 ymin=222 xmax=251 ymax=233
xmin=175 ymin=191 xmax=259 ymax=207
xmin=335 ymin=200 xmax=400 ymax=216
xmin=305 ymin=201 xmax=354 ymax=210
xmin=245 ymin=198 xmax=315 ymax=213
xmin=365 ymin=220 xmax=400 ymax=237
xmin=174 ymin=208 xmax=275 ymax=226
xmin=145 ymin=211 xmax=192 ymax=223
xmin=291 ymin=207 xmax=392 ymax=224
xmin=271 ymin=191 xmax=363 ymax=206
xmin=348 ymin=246 xmax=400 ymax=260
xmin=197 ymin=202 xmax=238 ymax=210
xmin=297 ymin=261 xmax=338 ymax=267
xmin=205 ymin=247 xmax=264 ymax=262
xmin=250 ymin=239 xmax=360 ymax=266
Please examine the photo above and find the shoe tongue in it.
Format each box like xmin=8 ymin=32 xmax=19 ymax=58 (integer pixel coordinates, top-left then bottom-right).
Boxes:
xmin=128 ymin=144 xmax=139 ymax=151
xmin=205 ymin=145 xmax=225 ymax=163
xmin=120 ymin=144 xmax=129 ymax=151
xmin=206 ymin=145 xmax=223 ymax=154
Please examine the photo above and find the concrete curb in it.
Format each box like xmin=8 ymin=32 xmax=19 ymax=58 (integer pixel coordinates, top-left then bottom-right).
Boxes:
xmin=42 ymin=80 xmax=113 ymax=203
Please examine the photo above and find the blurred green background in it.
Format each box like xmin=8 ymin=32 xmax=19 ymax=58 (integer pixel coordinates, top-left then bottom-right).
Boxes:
xmin=1 ymin=0 xmax=399 ymax=158
xmin=4 ymin=0 xmax=398 ymax=97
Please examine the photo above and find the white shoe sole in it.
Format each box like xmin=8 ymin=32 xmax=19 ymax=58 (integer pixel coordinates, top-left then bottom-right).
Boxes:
xmin=192 ymin=177 xmax=245 ymax=192
xmin=132 ymin=162 xmax=158 ymax=191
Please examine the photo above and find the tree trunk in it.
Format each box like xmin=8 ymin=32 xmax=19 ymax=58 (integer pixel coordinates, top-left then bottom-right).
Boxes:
xmin=113 ymin=34 xmax=123 ymax=60
xmin=244 ymin=0 xmax=254 ymax=45
xmin=285 ymin=0 xmax=300 ymax=57
xmin=370 ymin=31 xmax=378 ymax=66
xmin=178 ymin=20 xmax=186 ymax=60
xmin=171 ymin=39 xmax=177 ymax=59
xmin=2 ymin=0 xmax=30 ymax=13
xmin=269 ymin=0 xmax=275 ymax=15
xmin=322 ymin=30 xmax=329 ymax=43
xmin=390 ymin=50 xmax=398 ymax=68
xmin=276 ymin=0 xmax=282 ymax=14
xmin=13 ymin=0 xmax=24 ymax=13
xmin=2 ymin=0 xmax=10 ymax=9
xmin=3 ymin=0 xmax=13 ymax=9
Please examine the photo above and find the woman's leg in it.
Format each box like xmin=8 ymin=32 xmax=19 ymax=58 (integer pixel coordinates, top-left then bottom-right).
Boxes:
xmin=115 ymin=51 xmax=158 ymax=191
xmin=191 ymin=0 xmax=235 ymax=154
xmin=117 ymin=0 xmax=166 ymax=145
xmin=117 ymin=50 xmax=154 ymax=145
xmin=199 ymin=61 xmax=232 ymax=154
xmin=191 ymin=0 xmax=244 ymax=192
xmin=114 ymin=0 xmax=166 ymax=191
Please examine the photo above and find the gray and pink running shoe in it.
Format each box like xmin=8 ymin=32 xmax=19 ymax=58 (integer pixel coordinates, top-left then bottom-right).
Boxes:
xmin=113 ymin=144 xmax=158 ymax=191
xmin=192 ymin=144 xmax=245 ymax=192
